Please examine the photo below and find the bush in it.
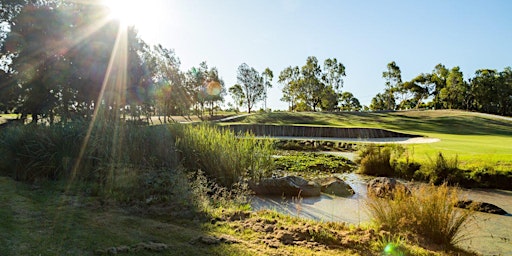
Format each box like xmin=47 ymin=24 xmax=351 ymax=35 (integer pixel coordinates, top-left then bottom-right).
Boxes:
xmin=417 ymin=153 xmax=462 ymax=185
xmin=366 ymin=183 xmax=473 ymax=247
xmin=357 ymin=145 xmax=394 ymax=176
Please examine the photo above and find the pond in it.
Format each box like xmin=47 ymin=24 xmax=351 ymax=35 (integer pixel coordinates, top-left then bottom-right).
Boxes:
xmin=251 ymin=173 xmax=512 ymax=256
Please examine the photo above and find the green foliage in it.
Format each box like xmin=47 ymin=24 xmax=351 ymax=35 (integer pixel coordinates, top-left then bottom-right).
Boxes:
xmin=173 ymin=124 xmax=275 ymax=186
xmin=274 ymin=152 xmax=355 ymax=175
xmin=0 ymin=122 xmax=178 ymax=182
xmin=106 ymin=167 xmax=194 ymax=209
xmin=366 ymin=183 xmax=473 ymax=248
xmin=417 ymin=153 xmax=462 ymax=185
xmin=356 ymin=145 xmax=398 ymax=176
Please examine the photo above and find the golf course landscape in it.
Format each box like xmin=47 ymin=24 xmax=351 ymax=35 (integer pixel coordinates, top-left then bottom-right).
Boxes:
xmin=1 ymin=109 xmax=511 ymax=255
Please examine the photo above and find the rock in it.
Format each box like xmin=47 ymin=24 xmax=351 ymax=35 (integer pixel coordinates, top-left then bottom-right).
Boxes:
xmin=455 ymin=200 xmax=508 ymax=215
xmin=249 ymin=176 xmax=321 ymax=197
xmin=314 ymin=176 xmax=354 ymax=197
xmin=190 ymin=235 xmax=241 ymax=245
xmin=367 ymin=177 xmax=409 ymax=199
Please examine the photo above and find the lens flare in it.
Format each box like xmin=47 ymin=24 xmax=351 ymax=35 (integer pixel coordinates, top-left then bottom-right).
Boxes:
xmin=206 ymin=81 xmax=221 ymax=96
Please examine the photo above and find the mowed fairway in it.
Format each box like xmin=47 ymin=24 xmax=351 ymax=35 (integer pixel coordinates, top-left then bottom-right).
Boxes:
xmin=225 ymin=110 xmax=512 ymax=171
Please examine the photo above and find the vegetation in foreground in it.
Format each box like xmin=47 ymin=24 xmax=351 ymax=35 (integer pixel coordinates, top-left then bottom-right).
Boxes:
xmin=0 ymin=174 xmax=475 ymax=256
xmin=366 ymin=183 xmax=474 ymax=250
xmin=0 ymin=122 xmax=478 ymax=255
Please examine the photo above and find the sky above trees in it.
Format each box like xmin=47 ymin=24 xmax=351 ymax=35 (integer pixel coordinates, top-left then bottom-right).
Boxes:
xmin=132 ymin=0 xmax=512 ymax=110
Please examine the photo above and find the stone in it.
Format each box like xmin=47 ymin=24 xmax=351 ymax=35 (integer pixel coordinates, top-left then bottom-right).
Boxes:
xmin=249 ymin=176 xmax=321 ymax=197
xmin=367 ymin=177 xmax=409 ymax=198
xmin=314 ymin=176 xmax=354 ymax=197
xmin=455 ymin=200 xmax=508 ymax=215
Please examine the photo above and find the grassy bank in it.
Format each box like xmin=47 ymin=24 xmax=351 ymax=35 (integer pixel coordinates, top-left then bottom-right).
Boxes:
xmin=0 ymin=176 xmax=473 ymax=255
xmin=222 ymin=110 xmax=512 ymax=181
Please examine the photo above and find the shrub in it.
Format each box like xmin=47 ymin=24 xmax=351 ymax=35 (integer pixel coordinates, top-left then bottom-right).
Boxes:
xmin=417 ymin=153 xmax=462 ymax=185
xmin=366 ymin=183 xmax=473 ymax=247
xmin=357 ymin=145 xmax=394 ymax=176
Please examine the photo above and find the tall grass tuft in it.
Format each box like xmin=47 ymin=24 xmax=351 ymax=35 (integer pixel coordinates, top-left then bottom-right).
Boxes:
xmin=172 ymin=124 xmax=275 ymax=187
xmin=0 ymin=122 xmax=179 ymax=182
xmin=417 ymin=153 xmax=462 ymax=185
xmin=366 ymin=183 xmax=473 ymax=247
xmin=357 ymin=144 xmax=394 ymax=176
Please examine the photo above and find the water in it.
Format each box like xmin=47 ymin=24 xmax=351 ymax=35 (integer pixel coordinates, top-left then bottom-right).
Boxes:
xmin=251 ymin=173 xmax=512 ymax=255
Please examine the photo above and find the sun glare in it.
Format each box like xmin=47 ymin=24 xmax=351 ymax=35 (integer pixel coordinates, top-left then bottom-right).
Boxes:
xmin=103 ymin=0 xmax=167 ymax=43
xmin=104 ymin=0 xmax=140 ymax=26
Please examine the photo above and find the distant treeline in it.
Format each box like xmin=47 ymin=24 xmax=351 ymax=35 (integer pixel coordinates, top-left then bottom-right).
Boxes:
xmin=371 ymin=62 xmax=512 ymax=116
xmin=1 ymin=1 xmax=510 ymax=126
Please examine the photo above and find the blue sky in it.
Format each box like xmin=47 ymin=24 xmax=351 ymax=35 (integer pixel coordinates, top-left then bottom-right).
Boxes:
xmin=135 ymin=0 xmax=512 ymax=110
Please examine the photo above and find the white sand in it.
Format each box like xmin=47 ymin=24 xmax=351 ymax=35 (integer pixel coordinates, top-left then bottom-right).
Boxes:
xmin=262 ymin=136 xmax=440 ymax=144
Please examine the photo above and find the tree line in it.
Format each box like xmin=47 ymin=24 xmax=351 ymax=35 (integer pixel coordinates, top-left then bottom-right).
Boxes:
xmin=1 ymin=1 xmax=511 ymax=124
xmin=0 ymin=1 xmax=226 ymax=124
xmin=370 ymin=61 xmax=512 ymax=116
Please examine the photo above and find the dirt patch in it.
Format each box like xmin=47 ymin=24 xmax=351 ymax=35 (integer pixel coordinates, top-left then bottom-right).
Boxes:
xmin=223 ymin=211 xmax=380 ymax=252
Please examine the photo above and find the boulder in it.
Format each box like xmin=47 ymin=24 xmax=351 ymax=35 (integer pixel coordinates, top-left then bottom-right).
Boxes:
xmin=455 ymin=200 xmax=508 ymax=215
xmin=367 ymin=177 xmax=409 ymax=199
xmin=314 ymin=176 xmax=354 ymax=197
xmin=249 ymin=176 xmax=321 ymax=197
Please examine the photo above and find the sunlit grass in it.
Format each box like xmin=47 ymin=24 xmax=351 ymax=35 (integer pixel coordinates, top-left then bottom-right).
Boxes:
xmin=226 ymin=110 xmax=512 ymax=171
xmin=366 ymin=183 xmax=474 ymax=248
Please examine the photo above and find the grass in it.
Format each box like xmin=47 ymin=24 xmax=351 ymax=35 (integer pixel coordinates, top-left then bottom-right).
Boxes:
xmin=274 ymin=152 xmax=356 ymax=177
xmin=366 ymin=183 xmax=474 ymax=249
xmin=0 ymin=175 xmax=467 ymax=255
xmin=172 ymin=124 xmax=275 ymax=186
xmin=222 ymin=110 xmax=512 ymax=172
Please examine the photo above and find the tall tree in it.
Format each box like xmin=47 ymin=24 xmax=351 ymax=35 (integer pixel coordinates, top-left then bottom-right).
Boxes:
xmin=228 ymin=83 xmax=244 ymax=111
xmin=339 ymin=91 xmax=362 ymax=111
xmin=261 ymin=67 xmax=273 ymax=111
xmin=370 ymin=91 xmax=395 ymax=111
xmin=278 ymin=56 xmax=346 ymax=111
xmin=278 ymin=66 xmax=300 ymax=110
xmin=439 ymin=67 xmax=467 ymax=109
xmin=402 ymin=73 xmax=435 ymax=109
xmin=232 ymin=63 xmax=264 ymax=113
xmin=186 ymin=62 xmax=224 ymax=117
xmin=429 ymin=64 xmax=449 ymax=109
xmin=382 ymin=61 xmax=402 ymax=110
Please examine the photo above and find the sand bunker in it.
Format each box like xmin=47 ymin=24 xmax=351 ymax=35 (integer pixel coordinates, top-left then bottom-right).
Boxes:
xmin=266 ymin=136 xmax=440 ymax=144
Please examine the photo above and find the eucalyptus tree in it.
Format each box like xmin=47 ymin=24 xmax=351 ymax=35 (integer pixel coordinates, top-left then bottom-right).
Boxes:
xmin=279 ymin=57 xmax=346 ymax=111
xmin=402 ymin=73 xmax=435 ymax=109
xmin=228 ymin=83 xmax=244 ymax=111
xmin=261 ymin=67 xmax=273 ymax=111
xmin=439 ymin=67 xmax=468 ymax=110
xmin=339 ymin=91 xmax=362 ymax=111
xmin=186 ymin=62 xmax=224 ymax=117
xmin=370 ymin=92 xmax=395 ymax=111
xmin=278 ymin=66 xmax=300 ymax=110
xmin=382 ymin=61 xmax=402 ymax=110
xmin=232 ymin=63 xmax=265 ymax=113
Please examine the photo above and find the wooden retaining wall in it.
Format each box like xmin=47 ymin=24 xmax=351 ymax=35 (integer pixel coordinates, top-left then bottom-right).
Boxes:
xmin=224 ymin=124 xmax=419 ymax=138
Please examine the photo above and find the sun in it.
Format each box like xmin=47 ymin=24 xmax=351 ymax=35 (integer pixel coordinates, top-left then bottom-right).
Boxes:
xmin=104 ymin=0 xmax=141 ymax=26
xmin=102 ymin=0 xmax=168 ymax=43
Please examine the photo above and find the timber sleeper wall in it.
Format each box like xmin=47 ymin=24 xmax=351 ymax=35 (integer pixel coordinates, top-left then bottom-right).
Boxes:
xmin=224 ymin=125 xmax=420 ymax=139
